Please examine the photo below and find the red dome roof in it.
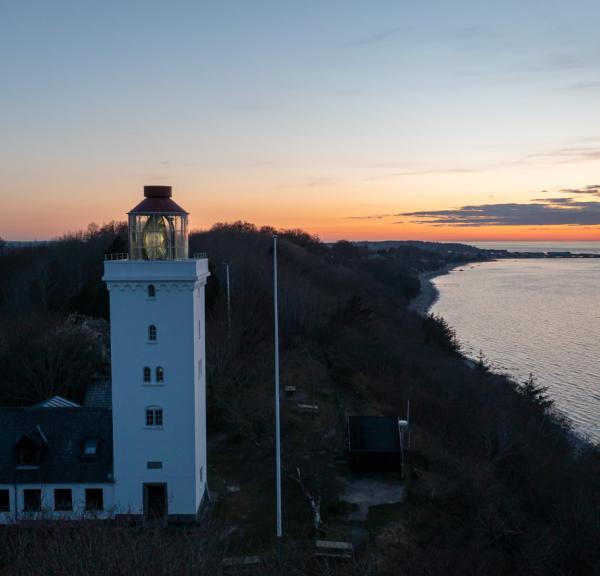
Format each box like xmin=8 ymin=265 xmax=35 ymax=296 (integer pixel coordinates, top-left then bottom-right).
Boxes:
xmin=128 ymin=186 xmax=188 ymax=215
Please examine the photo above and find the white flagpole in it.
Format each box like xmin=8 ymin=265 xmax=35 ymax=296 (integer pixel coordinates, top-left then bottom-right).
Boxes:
xmin=273 ymin=235 xmax=283 ymax=540
xmin=225 ymin=262 xmax=231 ymax=340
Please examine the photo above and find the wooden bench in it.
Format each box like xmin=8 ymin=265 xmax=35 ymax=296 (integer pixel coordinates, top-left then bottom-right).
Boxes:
xmin=297 ymin=404 xmax=319 ymax=414
xmin=221 ymin=555 xmax=261 ymax=574
xmin=314 ymin=540 xmax=353 ymax=559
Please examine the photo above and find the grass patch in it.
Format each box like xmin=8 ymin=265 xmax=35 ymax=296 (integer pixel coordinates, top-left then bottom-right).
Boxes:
xmin=366 ymin=503 xmax=404 ymax=539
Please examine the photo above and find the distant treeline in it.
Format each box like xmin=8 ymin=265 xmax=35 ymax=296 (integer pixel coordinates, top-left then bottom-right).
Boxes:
xmin=0 ymin=223 xmax=599 ymax=575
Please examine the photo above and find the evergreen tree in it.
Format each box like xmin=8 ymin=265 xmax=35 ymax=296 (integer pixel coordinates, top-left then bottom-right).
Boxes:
xmin=521 ymin=373 xmax=554 ymax=412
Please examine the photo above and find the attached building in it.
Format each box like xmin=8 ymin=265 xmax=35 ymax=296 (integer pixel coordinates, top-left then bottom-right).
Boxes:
xmin=0 ymin=406 xmax=113 ymax=522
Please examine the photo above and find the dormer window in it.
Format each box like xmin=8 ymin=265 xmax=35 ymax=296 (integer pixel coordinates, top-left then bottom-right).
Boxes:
xmin=148 ymin=325 xmax=157 ymax=341
xmin=156 ymin=367 xmax=164 ymax=383
xmin=148 ymin=284 xmax=156 ymax=298
xmin=143 ymin=366 xmax=152 ymax=382
xmin=18 ymin=441 xmax=40 ymax=466
xmin=15 ymin=426 xmax=47 ymax=467
xmin=82 ymin=438 xmax=99 ymax=457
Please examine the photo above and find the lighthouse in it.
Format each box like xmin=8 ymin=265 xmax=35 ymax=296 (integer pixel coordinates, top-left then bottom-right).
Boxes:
xmin=103 ymin=186 xmax=209 ymax=519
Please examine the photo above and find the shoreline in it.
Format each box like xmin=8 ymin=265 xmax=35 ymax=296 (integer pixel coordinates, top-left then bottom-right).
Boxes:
xmin=409 ymin=259 xmax=595 ymax=447
xmin=409 ymin=261 xmax=474 ymax=316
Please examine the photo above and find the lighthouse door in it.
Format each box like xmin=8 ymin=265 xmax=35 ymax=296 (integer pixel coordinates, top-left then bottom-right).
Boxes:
xmin=144 ymin=483 xmax=167 ymax=519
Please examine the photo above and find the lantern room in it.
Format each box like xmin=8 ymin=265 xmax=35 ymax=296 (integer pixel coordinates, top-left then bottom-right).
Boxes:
xmin=128 ymin=186 xmax=189 ymax=260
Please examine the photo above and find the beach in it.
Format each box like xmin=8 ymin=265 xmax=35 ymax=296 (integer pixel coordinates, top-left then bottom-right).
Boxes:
xmin=409 ymin=263 xmax=462 ymax=316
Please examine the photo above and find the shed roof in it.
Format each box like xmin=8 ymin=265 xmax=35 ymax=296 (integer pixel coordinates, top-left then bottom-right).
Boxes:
xmin=347 ymin=416 xmax=401 ymax=453
xmin=0 ymin=407 xmax=113 ymax=484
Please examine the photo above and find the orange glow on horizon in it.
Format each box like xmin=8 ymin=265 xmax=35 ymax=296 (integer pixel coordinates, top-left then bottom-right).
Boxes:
xmin=3 ymin=177 xmax=600 ymax=244
xmin=4 ymin=204 xmax=600 ymax=244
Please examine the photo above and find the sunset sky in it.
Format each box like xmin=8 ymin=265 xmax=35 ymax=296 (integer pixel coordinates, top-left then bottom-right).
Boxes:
xmin=2 ymin=1 xmax=600 ymax=242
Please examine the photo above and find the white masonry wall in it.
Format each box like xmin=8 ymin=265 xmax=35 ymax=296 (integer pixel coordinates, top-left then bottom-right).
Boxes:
xmin=0 ymin=483 xmax=114 ymax=524
xmin=103 ymin=259 xmax=209 ymax=517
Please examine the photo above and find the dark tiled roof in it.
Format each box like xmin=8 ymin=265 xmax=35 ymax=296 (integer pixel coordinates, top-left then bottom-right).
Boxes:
xmin=347 ymin=416 xmax=401 ymax=453
xmin=0 ymin=408 xmax=113 ymax=484
xmin=84 ymin=381 xmax=112 ymax=409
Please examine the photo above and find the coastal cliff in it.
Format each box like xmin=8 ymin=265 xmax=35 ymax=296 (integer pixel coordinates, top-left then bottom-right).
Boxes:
xmin=0 ymin=226 xmax=599 ymax=575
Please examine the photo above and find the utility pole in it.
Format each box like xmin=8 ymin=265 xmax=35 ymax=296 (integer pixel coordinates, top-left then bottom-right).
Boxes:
xmin=398 ymin=400 xmax=410 ymax=479
xmin=273 ymin=235 xmax=283 ymax=541
xmin=225 ymin=262 xmax=231 ymax=340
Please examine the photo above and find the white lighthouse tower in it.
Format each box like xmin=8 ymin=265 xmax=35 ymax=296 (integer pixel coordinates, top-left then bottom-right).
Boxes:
xmin=103 ymin=186 xmax=209 ymax=519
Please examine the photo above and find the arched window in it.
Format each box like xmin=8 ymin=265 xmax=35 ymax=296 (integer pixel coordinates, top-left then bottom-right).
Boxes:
xmin=156 ymin=367 xmax=164 ymax=383
xmin=145 ymin=407 xmax=163 ymax=427
xmin=143 ymin=367 xmax=151 ymax=383
xmin=148 ymin=284 xmax=156 ymax=298
xmin=148 ymin=325 xmax=157 ymax=341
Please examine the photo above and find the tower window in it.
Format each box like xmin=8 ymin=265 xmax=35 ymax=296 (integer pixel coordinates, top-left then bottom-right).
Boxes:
xmin=156 ymin=367 xmax=164 ymax=383
xmin=148 ymin=284 xmax=156 ymax=298
xmin=143 ymin=366 xmax=151 ymax=382
xmin=146 ymin=407 xmax=163 ymax=427
xmin=148 ymin=325 xmax=157 ymax=341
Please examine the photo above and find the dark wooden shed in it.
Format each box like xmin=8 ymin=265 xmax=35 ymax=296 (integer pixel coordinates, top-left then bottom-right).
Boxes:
xmin=347 ymin=416 xmax=402 ymax=472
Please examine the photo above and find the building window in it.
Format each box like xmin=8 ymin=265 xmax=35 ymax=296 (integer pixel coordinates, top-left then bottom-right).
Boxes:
xmin=85 ymin=488 xmax=104 ymax=511
xmin=0 ymin=490 xmax=9 ymax=512
xmin=148 ymin=284 xmax=156 ymax=298
xmin=148 ymin=325 xmax=157 ymax=341
xmin=54 ymin=489 xmax=72 ymax=511
xmin=23 ymin=489 xmax=41 ymax=512
xmin=146 ymin=407 xmax=163 ymax=427
xmin=143 ymin=366 xmax=152 ymax=382
xmin=156 ymin=367 xmax=164 ymax=383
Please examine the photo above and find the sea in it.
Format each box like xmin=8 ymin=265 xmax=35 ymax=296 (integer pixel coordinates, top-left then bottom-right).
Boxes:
xmin=431 ymin=242 xmax=600 ymax=443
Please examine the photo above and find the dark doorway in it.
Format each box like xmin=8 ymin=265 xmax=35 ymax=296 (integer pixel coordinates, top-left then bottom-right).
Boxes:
xmin=144 ymin=483 xmax=167 ymax=519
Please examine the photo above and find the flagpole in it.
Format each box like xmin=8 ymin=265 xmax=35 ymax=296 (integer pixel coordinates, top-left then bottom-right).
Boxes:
xmin=273 ymin=235 xmax=283 ymax=540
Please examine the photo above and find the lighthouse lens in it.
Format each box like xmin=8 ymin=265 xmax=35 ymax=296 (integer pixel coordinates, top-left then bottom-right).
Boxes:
xmin=142 ymin=215 xmax=169 ymax=260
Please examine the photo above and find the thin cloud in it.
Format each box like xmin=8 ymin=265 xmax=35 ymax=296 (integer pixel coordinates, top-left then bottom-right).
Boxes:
xmin=344 ymin=186 xmax=600 ymax=227
xmin=402 ymin=198 xmax=600 ymax=227
xmin=348 ymin=27 xmax=404 ymax=46
xmin=569 ymin=80 xmax=600 ymax=91
xmin=345 ymin=214 xmax=399 ymax=220
xmin=559 ymin=185 xmax=600 ymax=197
xmin=526 ymin=147 xmax=600 ymax=164
xmin=531 ymin=197 xmax=575 ymax=204
xmin=277 ymin=176 xmax=340 ymax=189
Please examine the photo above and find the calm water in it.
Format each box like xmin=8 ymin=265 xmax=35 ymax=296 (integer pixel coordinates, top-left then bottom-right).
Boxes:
xmin=431 ymin=259 xmax=600 ymax=443
xmin=472 ymin=241 xmax=600 ymax=255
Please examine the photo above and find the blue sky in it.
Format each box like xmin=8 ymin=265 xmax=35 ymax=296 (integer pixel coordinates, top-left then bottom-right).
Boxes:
xmin=2 ymin=1 xmax=600 ymax=240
